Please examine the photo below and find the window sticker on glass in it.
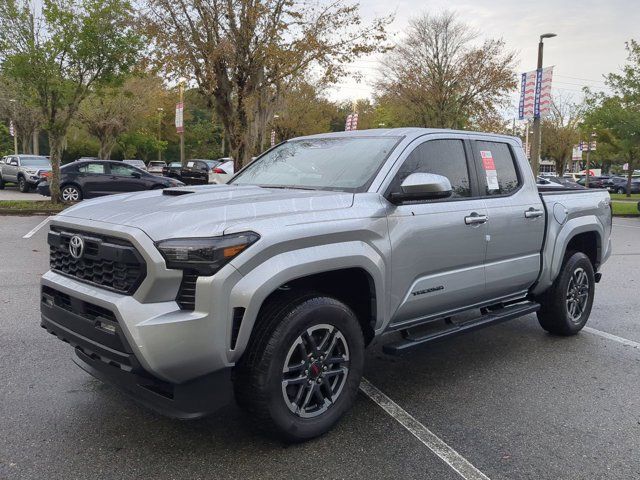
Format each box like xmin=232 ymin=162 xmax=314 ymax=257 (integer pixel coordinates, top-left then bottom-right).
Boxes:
xmin=480 ymin=150 xmax=499 ymax=191
xmin=187 ymin=161 xmax=194 ymax=167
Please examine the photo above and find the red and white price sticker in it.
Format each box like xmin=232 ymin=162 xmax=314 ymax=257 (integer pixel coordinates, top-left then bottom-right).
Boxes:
xmin=480 ymin=150 xmax=499 ymax=190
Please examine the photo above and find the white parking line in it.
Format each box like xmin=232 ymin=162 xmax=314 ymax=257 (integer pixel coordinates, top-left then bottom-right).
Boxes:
xmin=584 ymin=327 xmax=640 ymax=349
xmin=613 ymin=222 xmax=640 ymax=229
xmin=360 ymin=377 xmax=490 ymax=480
xmin=23 ymin=216 xmax=53 ymax=239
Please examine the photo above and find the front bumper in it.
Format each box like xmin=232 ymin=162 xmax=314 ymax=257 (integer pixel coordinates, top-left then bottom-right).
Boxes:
xmin=41 ymin=284 xmax=233 ymax=418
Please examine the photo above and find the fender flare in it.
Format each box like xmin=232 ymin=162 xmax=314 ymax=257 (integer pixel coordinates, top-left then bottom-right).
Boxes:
xmin=226 ymin=241 xmax=387 ymax=363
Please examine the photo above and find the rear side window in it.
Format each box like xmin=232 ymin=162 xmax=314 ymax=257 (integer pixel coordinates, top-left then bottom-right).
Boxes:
xmin=475 ymin=141 xmax=520 ymax=195
xmin=389 ymin=139 xmax=471 ymax=198
xmin=78 ymin=163 xmax=105 ymax=174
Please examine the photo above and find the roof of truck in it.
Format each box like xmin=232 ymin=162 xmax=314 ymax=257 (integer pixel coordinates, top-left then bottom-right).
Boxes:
xmin=296 ymin=127 xmax=522 ymax=146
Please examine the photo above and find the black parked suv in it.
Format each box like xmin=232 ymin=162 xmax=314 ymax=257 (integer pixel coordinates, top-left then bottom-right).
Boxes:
xmin=180 ymin=159 xmax=223 ymax=185
xmin=37 ymin=160 xmax=184 ymax=202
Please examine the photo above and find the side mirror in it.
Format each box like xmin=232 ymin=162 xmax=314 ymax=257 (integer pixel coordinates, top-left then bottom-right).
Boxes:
xmin=389 ymin=173 xmax=452 ymax=204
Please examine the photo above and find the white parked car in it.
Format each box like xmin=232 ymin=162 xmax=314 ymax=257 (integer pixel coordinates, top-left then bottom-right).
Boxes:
xmin=147 ymin=160 xmax=166 ymax=175
xmin=211 ymin=159 xmax=235 ymax=184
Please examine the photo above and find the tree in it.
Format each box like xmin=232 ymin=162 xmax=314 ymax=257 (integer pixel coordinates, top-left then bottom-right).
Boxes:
xmin=0 ymin=76 xmax=42 ymax=153
xmin=0 ymin=0 xmax=140 ymax=202
xmin=376 ymin=11 xmax=516 ymax=129
xmin=143 ymin=0 xmax=391 ymax=170
xmin=541 ymin=96 xmax=585 ymax=175
xmin=79 ymin=75 xmax=166 ymax=159
xmin=585 ymin=40 xmax=640 ymax=196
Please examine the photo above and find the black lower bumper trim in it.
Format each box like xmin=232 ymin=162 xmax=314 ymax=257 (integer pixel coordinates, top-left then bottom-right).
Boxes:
xmin=74 ymin=349 xmax=233 ymax=419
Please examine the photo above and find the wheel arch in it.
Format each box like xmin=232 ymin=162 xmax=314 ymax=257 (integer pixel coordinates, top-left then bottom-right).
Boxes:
xmin=226 ymin=242 xmax=386 ymax=363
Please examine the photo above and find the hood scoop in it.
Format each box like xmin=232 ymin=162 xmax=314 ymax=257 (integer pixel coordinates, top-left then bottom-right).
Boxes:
xmin=163 ymin=189 xmax=195 ymax=196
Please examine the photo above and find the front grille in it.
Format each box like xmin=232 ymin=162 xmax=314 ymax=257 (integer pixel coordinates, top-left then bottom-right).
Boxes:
xmin=48 ymin=227 xmax=146 ymax=294
xmin=177 ymin=270 xmax=198 ymax=310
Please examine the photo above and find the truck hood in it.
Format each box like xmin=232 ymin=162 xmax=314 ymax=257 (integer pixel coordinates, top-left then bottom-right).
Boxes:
xmin=59 ymin=185 xmax=354 ymax=240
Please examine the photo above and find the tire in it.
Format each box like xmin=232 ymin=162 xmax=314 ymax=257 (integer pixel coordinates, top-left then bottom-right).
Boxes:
xmin=60 ymin=184 xmax=82 ymax=203
xmin=0 ymin=176 xmax=4 ymax=190
xmin=18 ymin=176 xmax=29 ymax=193
xmin=537 ymin=251 xmax=595 ymax=336
xmin=617 ymin=187 xmax=625 ymax=194
xmin=234 ymin=292 xmax=365 ymax=442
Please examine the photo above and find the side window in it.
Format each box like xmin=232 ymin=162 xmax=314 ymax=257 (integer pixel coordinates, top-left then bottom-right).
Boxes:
xmin=110 ymin=163 xmax=137 ymax=177
xmin=78 ymin=163 xmax=106 ymax=174
xmin=475 ymin=141 xmax=521 ymax=195
xmin=389 ymin=139 xmax=471 ymax=199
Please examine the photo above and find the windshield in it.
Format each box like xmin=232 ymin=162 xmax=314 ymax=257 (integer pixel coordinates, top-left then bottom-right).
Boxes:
xmin=149 ymin=161 xmax=164 ymax=166
xmin=231 ymin=137 xmax=400 ymax=192
xmin=21 ymin=157 xmax=50 ymax=168
xmin=169 ymin=162 xmax=181 ymax=167
xmin=205 ymin=161 xmax=221 ymax=168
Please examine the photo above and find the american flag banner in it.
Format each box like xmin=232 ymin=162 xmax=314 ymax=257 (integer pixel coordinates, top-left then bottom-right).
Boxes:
xmin=518 ymin=70 xmax=537 ymax=120
xmin=536 ymin=66 xmax=554 ymax=118
xmin=345 ymin=114 xmax=353 ymax=131
xmin=270 ymin=129 xmax=276 ymax=147
xmin=9 ymin=120 xmax=15 ymax=137
xmin=351 ymin=113 xmax=358 ymax=130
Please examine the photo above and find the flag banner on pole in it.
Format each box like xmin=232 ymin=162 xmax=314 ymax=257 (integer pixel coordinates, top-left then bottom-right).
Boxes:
xmin=9 ymin=120 xmax=15 ymax=137
xmin=537 ymin=67 xmax=554 ymax=118
xmin=518 ymin=70 xmax=537 ymax=120
xmin=351 ymin=113 xmax=359 ymax=131
xmin=534 ymin=68 xmax=543 ymax=118
xmin=175 ymin=102 xmax=184 ymax=133
xmin=345 ymin=114 xmax=353 ymax=131
xmin=270 ymin=130 xmax=276 ymax=147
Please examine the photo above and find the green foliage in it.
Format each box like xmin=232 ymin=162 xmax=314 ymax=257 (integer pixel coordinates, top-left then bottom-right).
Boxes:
xmin=118 ymin=129 xmax=166 ymax=161
xmin=0 ymin=123 xmax=11 ymax=156
xmin=0 ymin=0 xmax=141 ymax=202
xmin=584 ymin=40 xmax=640 ymax=178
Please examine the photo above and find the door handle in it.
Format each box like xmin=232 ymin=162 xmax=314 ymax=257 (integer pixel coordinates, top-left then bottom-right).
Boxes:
xmin=524 ymin=208 xmax=544 ymax=219
xmin=464 ymin=213 xmax=488 ymax=225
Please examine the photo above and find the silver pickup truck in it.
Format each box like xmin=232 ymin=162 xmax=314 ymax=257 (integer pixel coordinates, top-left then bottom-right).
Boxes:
xmin=0 ymin=154 xmax=52 ymax=192
xmin=40 ymin=128 xmax=612 ymax=441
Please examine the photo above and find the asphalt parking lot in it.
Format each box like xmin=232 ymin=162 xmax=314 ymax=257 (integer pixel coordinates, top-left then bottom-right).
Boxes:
xmin=0 ymin=185 xmax=42 ymax=201
xmin=1 ymin=215 xmax=639 ymax=480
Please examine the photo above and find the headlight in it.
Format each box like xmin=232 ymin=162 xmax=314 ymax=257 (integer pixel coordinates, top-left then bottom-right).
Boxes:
xmin=25 ymin=169 xmax=38 ymax=175
xmin=156 ymin=232 xmax=260 ymax=276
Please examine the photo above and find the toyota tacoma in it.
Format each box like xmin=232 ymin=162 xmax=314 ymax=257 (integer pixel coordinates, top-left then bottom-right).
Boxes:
xmin=40 ymin=128 xmax=612 ymax=441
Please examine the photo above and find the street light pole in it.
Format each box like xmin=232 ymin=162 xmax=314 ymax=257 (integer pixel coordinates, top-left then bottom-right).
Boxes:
xmin=157 ymin=107 xmax=163 ymax=162
xmin=178 ymin=78 xmax=186 ymax=167
xmin=530 ymin=33 xmax=556 ymax=177
xmin=9 ymin=99 xmax=18 ymax=155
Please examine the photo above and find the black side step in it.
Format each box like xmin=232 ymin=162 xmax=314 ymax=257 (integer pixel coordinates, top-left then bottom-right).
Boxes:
xmin=382 ymin=301 xmax=540 ymax=355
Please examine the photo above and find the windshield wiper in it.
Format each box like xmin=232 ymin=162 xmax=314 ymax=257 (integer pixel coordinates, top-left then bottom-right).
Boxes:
xmin=257 ymin=184 xmax=320 ymax=191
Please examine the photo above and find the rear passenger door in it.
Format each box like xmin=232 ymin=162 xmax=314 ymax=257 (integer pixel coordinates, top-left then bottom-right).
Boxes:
xmin=385 ymin=136 xmax=489 ymax=326
xmin=76 ymin=162 xmax=111 ymax=197
xmin=471 ymin=140 xmax=545 ymax=300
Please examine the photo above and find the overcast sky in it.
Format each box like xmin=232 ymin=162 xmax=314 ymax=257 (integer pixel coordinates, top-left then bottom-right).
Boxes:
xmin=328 ymin=0 xmax=640 ymax=117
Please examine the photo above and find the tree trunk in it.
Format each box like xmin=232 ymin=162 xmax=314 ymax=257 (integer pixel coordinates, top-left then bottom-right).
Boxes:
xmin=33 ymin=129 xmax=39 ymax=155
xmin=48 ymin=133 xmax=64 ymax=204
xmin=21 ymin=135 xmax=32 ymax=155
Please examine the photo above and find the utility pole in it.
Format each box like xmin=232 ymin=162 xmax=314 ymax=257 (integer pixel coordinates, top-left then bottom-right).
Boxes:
xmin=530 ymin=33 xmax=557 ymax=176
xmin=524 ymin=121 xmax=530 ymax=159
xmin=178 ymin=77 xmax=186 ymax=167
xmin=157 ymin=107 xmax=164 ymax=162
xmin=9 ymin=99 xmax=18 ymax=155
xmin=584 ymin=132 xmax=596 ymax=188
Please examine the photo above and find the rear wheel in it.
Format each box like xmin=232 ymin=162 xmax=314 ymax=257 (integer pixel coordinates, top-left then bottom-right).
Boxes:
xmin=617 ymin=187 xmax=625 ymax=194
xmin=61 ymin=184 xmax=82 ymax=203
xmin=235 ymin=292 xmax=365 ymax=442
xmin=537 ymin=252 xmax=595 ymax=336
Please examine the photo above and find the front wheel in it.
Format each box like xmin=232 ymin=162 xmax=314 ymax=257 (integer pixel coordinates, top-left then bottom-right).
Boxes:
xmin=617 ymin=187 xmax=625 ymax=194
xmin=235 ymin=293 xmax=365 ymax=442
xmin=537 ymin=252 xmax=595 ymax=336
xmin=18 ymin=176 xmax=30 ymax=193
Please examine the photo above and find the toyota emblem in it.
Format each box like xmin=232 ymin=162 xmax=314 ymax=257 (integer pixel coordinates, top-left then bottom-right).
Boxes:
xmin=69 ymin=235 xmax=85 ymax=259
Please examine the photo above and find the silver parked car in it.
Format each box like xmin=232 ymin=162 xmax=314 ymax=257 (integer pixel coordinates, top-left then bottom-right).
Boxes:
xmin=41 ymin=128 xmax=611 ymax=441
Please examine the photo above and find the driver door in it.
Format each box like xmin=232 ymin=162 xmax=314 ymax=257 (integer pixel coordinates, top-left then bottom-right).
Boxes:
xmin=107 ymin=163 xmax=148 ymax=193
xmin=385 ymin=136 xmax=488 ymax=327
